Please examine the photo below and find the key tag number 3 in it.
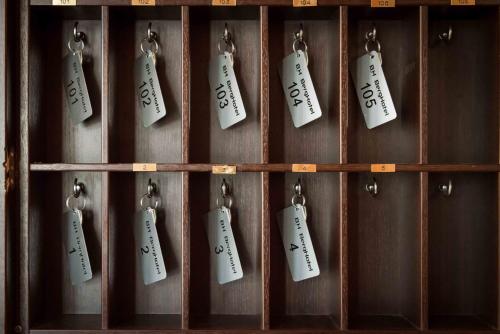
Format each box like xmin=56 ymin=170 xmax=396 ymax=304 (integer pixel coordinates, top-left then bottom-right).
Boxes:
xmin=208 ymin=24 xmax=247 ymax=130
xmin=279 ymin=24 xmax=322 ymax=128
xmin=136 ymin=23 xmax=167 ymax=128
xmin=136 ymin=179 xmax=167 ymax=285
xmin=276 ymin=179 xmax=320 ymax=282
xmin=204 ymin=179 xmax=243 ymax=284
xmin=63 ymin=22 xmax=93 ymax=124
xmin=350 ymin=26 xmax=397 ymax=129
xmin=64 ymin=179 xmax=93 ymax=286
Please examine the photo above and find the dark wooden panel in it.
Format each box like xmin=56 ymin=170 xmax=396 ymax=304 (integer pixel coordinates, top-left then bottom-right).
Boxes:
xmin=29 ymin=172 xmax=102 ymax=329
xmin=429 ymin=173 xmax=498 ymax=329
xmin=29 ymin=7 xmax=102 ymax=164
xmin=268 ymin=7 xmax=340 ymax=164
xmin=189 ymin=7 xmax=261 ymax=164
xmin=347 ymin=8 xmax=420 ymax=163
xmin=428 ymin=7 xmax=499 ymax=164
xmin=348 ymin=173 xmax=420 ymax=329
xmin=108 ymin=172 xmax=182 ymax=328
xmin=188 ymin=173 xmax=262 ymax=329
xmin=269 ymin=173 xmax=340 ymax=329
xmin=108 ymin=7 xmax=182 ymax=164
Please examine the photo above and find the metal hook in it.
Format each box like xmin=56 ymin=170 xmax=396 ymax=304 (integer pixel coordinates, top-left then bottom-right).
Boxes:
xmin=438 ymin=179 xmax=453 ymax=196
xmin=217 ymin=178 xmax=233 ymax=209
xmin=73 ymin=22 xmax=85 ymax=43
xmin=223 ymin=23 xmax=231 ymax=43
xmin=365 ymin=178 xmax=378 ymax=197
xmin=365 ymin=25 xmax=377 ymax=42
xmin=147 ymin=22 xmax=157 ymax=42
xmin=438 ymin=25 xmax=453 ymax=42
xmin=292 ymin=23 xmax=309 ymax=65
xmin=291 ymin=178 xmax=306 ymax=207
xmin=294 ymin=23 xmax=304 ymax=43
xmin=73 ymin=178 xmax=84 ymax=198
xmin=147 ymin=178 xmax=156 ymax=198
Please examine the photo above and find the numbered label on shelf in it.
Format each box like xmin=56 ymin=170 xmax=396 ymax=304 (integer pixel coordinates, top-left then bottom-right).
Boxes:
xmin=131 ymin=0 xmax=156 ymax=5
xmin=136 ymin=52 xmax=167 ymax=127
xmin=277 ymin=204 xmax=319 ymax=282
xmin=205 ymin=206 xmax=243 ymax=284
xmin=135 ymin=208 xmax=167 ymax=285
xmin=53 ymin=0 xmax=76 ymax=5
xmin=280 ymin=50 xmax=322 ymax=128
xmin=371 ymin=0 xmax=395 ymax=7
xmin=209 ymin=52 xmax=246 ymax=129
xmin=212 ymin=0 xmax=237 ymax=5
xmin=350 ymin=51 xmax=396 ymax=129
xmin=64 ymin=209 xmax=92 ymax=285
xmin=63 ymin=53 xmax=93 ymax=124
xmin=292 ymin=0 xmax=317 ymax=7
xmin=451 ymin=0 xmax=475 ymax=4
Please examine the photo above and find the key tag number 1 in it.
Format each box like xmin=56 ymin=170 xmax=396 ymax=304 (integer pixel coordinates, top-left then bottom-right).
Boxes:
xmin=136 ymin=23 xmax=167 ymax=127
xmin=204 ymin=179 xmax=243 ymax=284
xmin=279 ymin=24 xmax=322 ymax=128
xmin=350 ymin=26 xmax=397 ymax=129
xmin=136 ymin=179 xmax=167 ymax=285
xmin=208 ymin=24 xmax=247 ymax=130
xmin=63 ymin=22 xmax=93 ymax=124
xmin=277 ymin=179 xmax=320 ymax=282
xmin=64 ymin=179 xmax=93 ymax=285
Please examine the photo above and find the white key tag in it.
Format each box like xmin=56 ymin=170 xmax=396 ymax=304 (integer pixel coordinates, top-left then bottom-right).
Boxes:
xmin=276 ymin=179 xmax=320 ymax=282
xmin=64 ymin=179 xmax=92 ymax=285
xmin=135 ymin=179 xmax=167 ymax=285
xmin=136 ymin=23 xmax=167 ymax=128
xmin=204 ymin=179 xmax=243 ymax=284
xmin=208 ymin=24 xmax=247 ymax=130
xmin=350 ymin=26 xmax=397 ymax=129
xmin=279 ymin=25 xmax=322 ymax=128
xmin=63 ymin=22 xmax=93 ymax=124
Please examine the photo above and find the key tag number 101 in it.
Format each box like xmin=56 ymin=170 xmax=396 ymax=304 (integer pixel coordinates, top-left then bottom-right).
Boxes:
xmin=277 ymin=179 xmax=320 ymax=282
xmin=135 ymin=179 xmax=167 ymax=285
xmin=208 ymin=24 xmax=247 ymax=130
xmin=136 ymin=23 xmax=167 ymax=127
xmin=279 ymin=24 xmax=322 ymax=128
xmin=350 ymin=26 xmax=397 ymax=129
xmin=63 ymin=22 xmax=93 ymax=124
xmin=64 ymin=179 xmax=93 ymax=285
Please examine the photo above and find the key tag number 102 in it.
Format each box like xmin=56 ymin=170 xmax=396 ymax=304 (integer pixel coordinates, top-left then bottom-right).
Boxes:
xmin=350 ymin=26 xmax=397 ymax=129
xmin=136 ymin=23 xmax=167 ymax=128
xmin=279 ymin=24 xmax=322 ymax=128
xmin=63 ymin=22 xmax=93 ymax=124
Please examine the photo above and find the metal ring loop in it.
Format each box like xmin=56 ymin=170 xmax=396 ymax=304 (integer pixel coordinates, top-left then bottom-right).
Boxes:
xmin=68 ymin=38 xmax=85 ymax=54
xmin=140 ymin=194 xmax=160 ymax=210
xmin=140 ymin=37 xmax=159 ymax=56
xmin=364 ymin=38 xmax=381 ymax=54
xmin=293 ymin=25 xmax=309 ymax=66
xmin=291 ymin=194 xmax=306 ymax=207
xmin=438 ymin=25 xmax=453 ymax=42
xmin=66 ymin=195 xmax=86 ymax=211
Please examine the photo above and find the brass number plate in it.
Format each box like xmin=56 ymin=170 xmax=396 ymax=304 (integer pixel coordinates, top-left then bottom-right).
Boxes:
xmin=132 ymin=0 xmax=156 ymax=5
xmin=293 ymin=0 xmax=317 ymax=7
xmin=292 ymin=164 xmax=317 ymax=173
xmin=212 ymin=0 xmax=237 ymax=6
xmin=52 ymin=0 xmax=76 ymax=5
xmin=371 ymin=164 xmax=396 ymax=173
xmin=133 ymin=163 xmax=157 ymax=172
xmin=451 ymin=0 xmax=474 ymax=5
xmin=371 ymin=0 xmax=395 ymax=7
xmin=212 ymin=165 xmax=237 ymax=174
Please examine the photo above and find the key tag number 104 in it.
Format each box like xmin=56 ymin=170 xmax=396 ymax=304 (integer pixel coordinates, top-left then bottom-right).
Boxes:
xmin=208 ymin=24 xmax=247 ymax=130
xmin=279 ymin=24 xmax=322 ymax=128
xmin=204 ymin=179 xmax=243 ymax=284
xmin=350 ymin=26 xmax=397 ymax=129
xmin=135 ymin=179 xmax=167 ymax=285
xmin=136 ymin=23 xmax=167 ymax=127
xmin=276 ymin=179 xmax=320 ymax=282
xmin=64 ymin=179 xmax=93 ymax=286
xmin=63 ymin=22 xmax=93 ymax=124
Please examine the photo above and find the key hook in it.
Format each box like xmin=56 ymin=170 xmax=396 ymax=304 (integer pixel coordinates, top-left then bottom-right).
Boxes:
xmin=365 ymin=178 xmax=378 ymax=197
xmin=438 ymin=25 xmax=453 ymax=42
xmin=217 ymin=178 xmax=233 ymax=209
xmin=147 ymin=22 xmax=157 ymax=42
xmin=73 ymin=178 xmax=84 ymax=198
xmin=73 ymin=22 xmax=85 ymax=43
xmin=291 ymin=178 xmax=306 ymax=207
xmin=438 ymin=179 xmax=453 ymax=196
xmin=147 ymin=178 xmax=157 ymax=198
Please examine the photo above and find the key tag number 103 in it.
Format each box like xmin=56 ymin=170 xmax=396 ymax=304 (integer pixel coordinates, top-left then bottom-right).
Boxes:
xmin=350 ymin=26 xmax=397 ymax=129
xmin=135 ymin=179 xmax=167 ymax=285
xmin=63 ymin=22 xmax=93 ymax=124
xmin=279 ymin=24 xmax=322 ymax=128
xmin=208 ymin=24 xmax=247 ymax=130
xmin=136 ymin=23 xmax=167 ymax=127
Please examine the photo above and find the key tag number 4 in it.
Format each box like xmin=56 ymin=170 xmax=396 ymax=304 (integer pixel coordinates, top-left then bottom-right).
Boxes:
xmin=350 ymin=26 xmax=397 ymax=129
xmin=63 ymin=22 xmax=93 ymax=124
xmin=208 ymin=24 xmax=247 ymax=130
xmin=277 ymin=179 xmax=320 ymax=282
xmin=204 ymin=179 xmax=243 ymax=284
xmin=136 ymin=23 xmax=167 ymax=128
xmin=136 ymin=179 xmax=167 ymax=285
xmin=279 ymin=24 xmax=322 ymax=128
xmin=64 ymin=179 xmax=93 ymax=286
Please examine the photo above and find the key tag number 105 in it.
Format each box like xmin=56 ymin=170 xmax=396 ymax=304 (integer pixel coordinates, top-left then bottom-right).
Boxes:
xmin=136 ymin=23 xmax=167 ymax=127
xmin=350 ymin=26 xmax=397 ymax=129
xmin=63 ymin=22 xmax=93 ymax=124
xmin=279 ymin=24 xmax=322 ymax=128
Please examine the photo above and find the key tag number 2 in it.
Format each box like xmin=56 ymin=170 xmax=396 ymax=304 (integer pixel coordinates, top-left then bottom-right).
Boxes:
xmin=204 ymin=179 xmax=243 ymax=284
xmin=208 ymin=24 xmax=247 ymax=130
xmin=135 ymin=179 xmax=167 ymax=285
xmin=64 ymin=179 xmax=93 ymax=286
xmin=279 ymin=24 xmax=322 ymax=128
xmin=63 ymin=22 xmax=93 ymax=124
xmin=350 ymin=26 xmax=397 ymax=129
xmin=136 ymin=23 xmax=167 ymax=128
xmin=276 ymin=179 xmax=320 ymax=282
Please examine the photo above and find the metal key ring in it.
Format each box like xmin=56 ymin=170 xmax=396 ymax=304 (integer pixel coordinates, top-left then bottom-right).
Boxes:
xmin=140 ymin=37 xmax=159 ymax=56
xmin=216 ymin=178 xmax=233 ymax=209
xmin=140 ymin=194 xmax=160 ymax=210
xmin=68 ymin=38 xmax=85 ymax=54
xmin=66 ymin=195 xmax=86 ymax=211
xmin=293 ymin=25 xmax=309 ymax=66
xmin=364 ymin=38 xmax=381 ymax=54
